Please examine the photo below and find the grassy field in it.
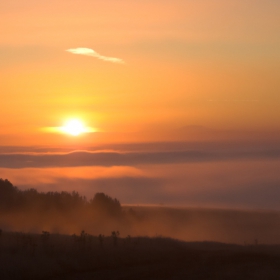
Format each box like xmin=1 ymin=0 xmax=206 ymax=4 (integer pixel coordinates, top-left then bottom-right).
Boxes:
xmin=1 ymin=230 xmax=280 ymax=280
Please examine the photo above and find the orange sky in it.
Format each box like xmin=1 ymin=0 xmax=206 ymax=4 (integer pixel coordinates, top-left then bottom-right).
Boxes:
xmin=1 ymin=1 xmax=280 ymax=209
xmin=1 ymin=0 xmax=280 ymax=145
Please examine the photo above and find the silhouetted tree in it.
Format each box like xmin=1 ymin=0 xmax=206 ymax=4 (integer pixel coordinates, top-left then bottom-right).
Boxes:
xmin=0 ymin=178 xmax=125 ymax=230
xmin=111 ymin=231 xmax=120 ymax=246
xmin=0 ymin=178 xmax=19 ymax=210
xmin=80 ymin=230 xmax=87 ymax=246
xmin=90 ymin=193 xmax=121 ymax=217
xmin=98 ymin=234 xmax=105 ymax=248
xmin=41 ymin=231 xmax=50 ymax=243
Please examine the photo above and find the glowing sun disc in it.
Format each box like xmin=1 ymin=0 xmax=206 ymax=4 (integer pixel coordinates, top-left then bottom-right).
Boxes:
xmin=61 ymin=119 xmax=87 ymax=136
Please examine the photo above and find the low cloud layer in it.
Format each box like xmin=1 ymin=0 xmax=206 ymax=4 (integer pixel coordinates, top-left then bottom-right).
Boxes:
xmin=66 ymin=48 xmax=124 ymax=64
xmin=0 ymin=148 xmax=280 ymax=168
xmin=1 ymin=142 xmax=280 ymax=210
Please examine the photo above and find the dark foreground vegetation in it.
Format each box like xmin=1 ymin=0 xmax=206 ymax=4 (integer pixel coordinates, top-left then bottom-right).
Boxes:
xmin=1 ymin=230 xmax=280 ymax=280
xmin=1 ymin=178 xmax=280 ymax=279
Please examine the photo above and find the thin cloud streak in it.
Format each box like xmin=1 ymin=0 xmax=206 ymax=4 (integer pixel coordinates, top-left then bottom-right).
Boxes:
xmin=66 ymin=48 xmax=125 ymax=64
xmin=0 ymin=149 xmax=280 ymax=168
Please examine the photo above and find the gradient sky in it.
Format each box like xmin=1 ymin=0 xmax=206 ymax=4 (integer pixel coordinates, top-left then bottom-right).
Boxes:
xmin=1 ymin=0 xmax=280 ymax=209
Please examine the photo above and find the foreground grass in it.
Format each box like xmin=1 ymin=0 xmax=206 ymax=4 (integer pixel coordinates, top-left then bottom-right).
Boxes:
xmin=1 ymin=231 xmax=280 ymax=280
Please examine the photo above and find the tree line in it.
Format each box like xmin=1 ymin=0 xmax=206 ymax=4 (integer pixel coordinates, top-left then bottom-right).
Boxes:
xmin=0 ymin=178 xmax=121 ymax=217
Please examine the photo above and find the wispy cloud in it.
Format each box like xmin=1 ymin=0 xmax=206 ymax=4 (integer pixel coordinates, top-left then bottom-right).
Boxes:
xmin=66 ymin=48 xmax=124 ymax=64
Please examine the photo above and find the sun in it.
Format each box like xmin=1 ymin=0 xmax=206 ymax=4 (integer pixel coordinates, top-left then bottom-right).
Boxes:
xmin=61 ymin=119 xmax=88 ymax=136
xmin=42 ymin=118 xmax=96 ymax=136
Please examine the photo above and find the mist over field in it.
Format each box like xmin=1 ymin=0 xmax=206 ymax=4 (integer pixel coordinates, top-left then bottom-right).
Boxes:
xmin=2 ymin=207 xmax=280 ymax=245
xmin=1 ymin=178 xmax=280 ymax=245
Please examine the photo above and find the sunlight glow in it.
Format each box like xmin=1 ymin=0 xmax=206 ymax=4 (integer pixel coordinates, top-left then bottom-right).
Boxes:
xmin=60 ymin=119 xmax=92 ymax=136
xmin=62 ymin=120 xmax=86 ymax=136
xmin=42 ymin=118 xmax=97 ymax=136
